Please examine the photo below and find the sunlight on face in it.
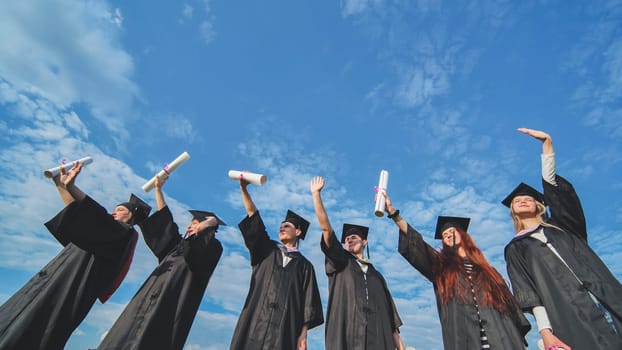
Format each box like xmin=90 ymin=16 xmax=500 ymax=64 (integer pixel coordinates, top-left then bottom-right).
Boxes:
xmin=111 ymin=205 xmax=132 ymax=223
xmin=442 ymin=227 xmax=461 ymax=247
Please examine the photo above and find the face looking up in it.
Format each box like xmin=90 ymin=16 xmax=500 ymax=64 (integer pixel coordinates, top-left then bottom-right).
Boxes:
xmin=111 ymin=205 xmax=132 ymax=224
xmin=279 ymin=221 xmax=301 ymax=245
xmin=442 ymin=227 xmax=462 ymax=248
xmin=344 ymin=234 xmax=366 ymax=254
xmin=511 ymin=195 xmax=537 ymax=216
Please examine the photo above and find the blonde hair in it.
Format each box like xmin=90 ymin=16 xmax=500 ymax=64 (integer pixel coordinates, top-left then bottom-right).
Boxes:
xmin=510 ymin=201 xmax=562 ymax=233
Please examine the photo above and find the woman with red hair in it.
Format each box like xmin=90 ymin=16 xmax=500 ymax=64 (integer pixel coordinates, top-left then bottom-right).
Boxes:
xmin=382 ymin=192 xmax=530 ymax=350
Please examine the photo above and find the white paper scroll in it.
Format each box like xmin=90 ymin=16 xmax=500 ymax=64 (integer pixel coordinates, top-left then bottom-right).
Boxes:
xmin=142 ymin=152 xmax=191 ymax=192
xmin=228 ymin=170 xmax=267 ymax=186
xmin=374 ymin=169 xmax=389 ymax=217
xmin=44 ymin=157 xmax=93 ymax=178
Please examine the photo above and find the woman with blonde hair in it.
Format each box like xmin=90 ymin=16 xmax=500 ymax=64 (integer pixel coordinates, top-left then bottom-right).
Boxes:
xmin=503 ymin=128 xmax=622 ymax=350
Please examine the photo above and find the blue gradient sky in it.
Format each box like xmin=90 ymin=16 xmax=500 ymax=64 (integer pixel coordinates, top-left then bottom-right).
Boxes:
xmin=1 ymin=1 xmax=621 ymax=349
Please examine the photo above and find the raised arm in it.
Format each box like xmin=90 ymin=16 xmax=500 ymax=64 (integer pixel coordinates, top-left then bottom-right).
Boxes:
xmin=310 ymin=176 xmax=334 ymax=247
xmin=53 ymin=161 xmax=86 ymax=206
xmin=154 ymin=175 xmax=168 ymax=210
xmin=382 ymin=191 xmax=408 ymax=232
xmin=240 ymin=179 xmax=257 ymax=217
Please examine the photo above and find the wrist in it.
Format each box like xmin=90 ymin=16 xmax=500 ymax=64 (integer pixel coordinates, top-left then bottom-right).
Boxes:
xmin=388 ymin=209 xmax=400 ymax=219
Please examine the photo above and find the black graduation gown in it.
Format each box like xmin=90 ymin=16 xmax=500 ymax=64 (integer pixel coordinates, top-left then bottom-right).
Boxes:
xmin=0 ymin=196 xmax=137 ymax=350
xmin=98 ymin=206 xmax=223 ymax=350
xmin=321 ymin=232 xmax=402 ymax=350
xmin=505 ymin=175 xmax=622 ymax=349
xmin=398 ymin=224 xmax=530 ymax=350
xmin=230 ymin=211 xmax=324 ymax=350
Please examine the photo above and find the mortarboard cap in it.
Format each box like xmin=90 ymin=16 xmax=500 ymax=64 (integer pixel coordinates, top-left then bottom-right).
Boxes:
xmin=189 ymin=210 xmax=227 ymax=226
xmin=283 ymin=209 xmax=310 ymax=240
xmin=435 ymin=216 xmax=471 ymax=240
xmin=501 ymin=182 xmax=545 ymax=208
xmin=341 ymin=223 xmax=369 ymax=243
xmin=118 ymin=193 xmax=152 ymax=226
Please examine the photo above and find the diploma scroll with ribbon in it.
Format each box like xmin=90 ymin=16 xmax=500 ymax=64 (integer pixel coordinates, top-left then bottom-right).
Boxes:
xmin=228 ymin=170 xmax=267 ymax=186
xmin=374 ymin=169 xmax=389 ymax=217
xmin=142 ymin=152 xmax=191 ymax=192
xmin=44 ymin=157 xmax=93 ymax=178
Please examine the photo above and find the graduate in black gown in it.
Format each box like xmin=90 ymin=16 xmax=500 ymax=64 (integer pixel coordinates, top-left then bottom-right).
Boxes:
xmin=503 ymin=128 xmax=622 ymax=350
xmin=310 ymin=176 xmax=404 ymax=350
xmin=380 ymin=191 xmax=530 ymax=350
xmin=229 ymin=177 xmax=323 ymax=350
xmin=0 ymin=161 xmax=149 ymax=350
xmin=98 ymin=174 xmax=223 ymax=350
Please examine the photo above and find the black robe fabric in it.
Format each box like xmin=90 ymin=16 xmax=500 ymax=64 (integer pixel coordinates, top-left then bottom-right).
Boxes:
xmin=98 ymin=206 xmax=223 ymax=350
xmin=398 ymin=224 xmax=530 ymax=350
xmin=230 ymin=211 xmax=323 ymax=350
xmin=321 ymin=232 xmax=402 ymax=350
xmin=505 ymin=175 xmax=622 ymax=349
xmin=0 ymin=196 xmax=137 ymax=350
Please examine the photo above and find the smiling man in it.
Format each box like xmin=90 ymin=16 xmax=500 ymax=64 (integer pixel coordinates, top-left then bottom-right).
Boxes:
xmin=229 ymin=177 xmax=323 ymax=350
xmin=310 ymin=176 xmax=404 ymax=350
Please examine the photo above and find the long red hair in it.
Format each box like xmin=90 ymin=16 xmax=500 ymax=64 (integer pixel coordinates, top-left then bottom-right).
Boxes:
xmin=434 ymin=228 xmax=517 ymax=316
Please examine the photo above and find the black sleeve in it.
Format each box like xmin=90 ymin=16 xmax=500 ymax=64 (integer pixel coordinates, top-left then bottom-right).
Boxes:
xmin=320 ymin=231 xmax=351 ymax=274
xmin=183 ymin=227 xmax=223 ymax=277
xmin=138 ymin=206 xmax=182 ymax=261
xmin=238 ymin=211 xmax=276 ymax=266
xmin=543 ymin=175 xmax=587 ymax=241
xmin=381 ymin=273 xmax=403 ymax=331
xmin=44 ymin=195 xmax=133 ymax=260
xmin=504 ymin=242 xmax=542 ymax=311
xmin=301 ymin=261 xmax=324 ymax=330
xmin=397 ymin=224 xmax=439 ymax=282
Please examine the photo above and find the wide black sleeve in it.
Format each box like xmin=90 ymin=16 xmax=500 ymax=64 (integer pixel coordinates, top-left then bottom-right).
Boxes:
xmin=44 ymin=195 xmax=133 ymax=260
xmin=320 ymin=231 xmax=351 ymax=274
xmin=504 ymin=242 xmax=542 ymax=311
xmin=182 ymin=227 xmax=223 ymax=278
xmin=543 ymin=175 xmax=587 ymax=241
xmin=238 ymin=211 xmax=276 ymax=266
xmin=138 ymin=206 xmax=182 ymax=261
xmin=382 ymin=275 xmax=403 ymax=331
xmin=301 ymin=262 xmax=324 ymax=330
xmin=397 ymin=224 xmax=439 ymax=282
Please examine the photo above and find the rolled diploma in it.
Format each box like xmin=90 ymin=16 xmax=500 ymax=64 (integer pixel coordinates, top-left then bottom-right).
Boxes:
xmin=44 ymin=157 xmax=93 ymax=178
xmin=228 ymin=170 xmax=267 ymax=186
xmin=142 ymin=152 xmax=191 ymax=192
xmin=374 ymin=169 xmax=389 ymax=217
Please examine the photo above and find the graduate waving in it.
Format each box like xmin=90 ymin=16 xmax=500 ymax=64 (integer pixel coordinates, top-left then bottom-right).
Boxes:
xmin=229 ymin=176 xmax=323 ymax=350
xmin=503 ymin=128 xmax=622 ymax=350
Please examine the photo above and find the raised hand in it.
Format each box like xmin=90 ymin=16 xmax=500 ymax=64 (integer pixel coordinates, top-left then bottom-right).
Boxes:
xmin=518 ymin=127 xmax=553 ymax=154
xmin=59 ymin=161 xmax=83 ymax=188
xmin=518 ymin=128 xmax=551 ymax=142
xmin=155 ymin=174 xmax=168 ymax=190
xmin=310 ymin=176 xmax=325 ymax=193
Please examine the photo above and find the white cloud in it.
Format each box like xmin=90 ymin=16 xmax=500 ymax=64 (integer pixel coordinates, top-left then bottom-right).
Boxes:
xmin=0 ymin=0 xmax=139 ymax=143
xmin=182 ymin=3 xmax=194 ymax=21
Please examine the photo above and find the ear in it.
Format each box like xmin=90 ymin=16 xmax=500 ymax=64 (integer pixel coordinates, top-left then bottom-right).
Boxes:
xmin=362 ymin=239 xmax=368 ymax=247
xmin=295 ymin=228 xmax=302 ymax=237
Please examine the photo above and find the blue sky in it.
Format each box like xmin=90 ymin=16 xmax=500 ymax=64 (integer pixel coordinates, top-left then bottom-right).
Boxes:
xmin=1 ymin=0 xmax=621 ymax=349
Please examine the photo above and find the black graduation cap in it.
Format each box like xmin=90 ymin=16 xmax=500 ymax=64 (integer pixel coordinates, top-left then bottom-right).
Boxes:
xmin=118 ymin=193 xmax=152 ymax=226
xmin=283 ymin=209 xmax=310 ymax=240
xmin=188 ymin=210 xmax=227 ymax=226
xmin=341 ymin=223 xmax=369 ymax=243
xmin=434 ymin=216 xmax=471 ymax=240
xmin=501 ymin=182 xmax=545 ymax=208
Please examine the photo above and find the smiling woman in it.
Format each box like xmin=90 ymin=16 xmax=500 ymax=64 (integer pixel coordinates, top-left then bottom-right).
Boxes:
xmin=503 ymin=128 xmax=622 ymax=350
xmin=380 ymin=191 xmax=530 ymax=350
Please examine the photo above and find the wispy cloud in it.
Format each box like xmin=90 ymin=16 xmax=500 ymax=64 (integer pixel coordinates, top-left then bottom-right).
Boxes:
xmin=0 ymin=0 xmax=140 ymax=144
